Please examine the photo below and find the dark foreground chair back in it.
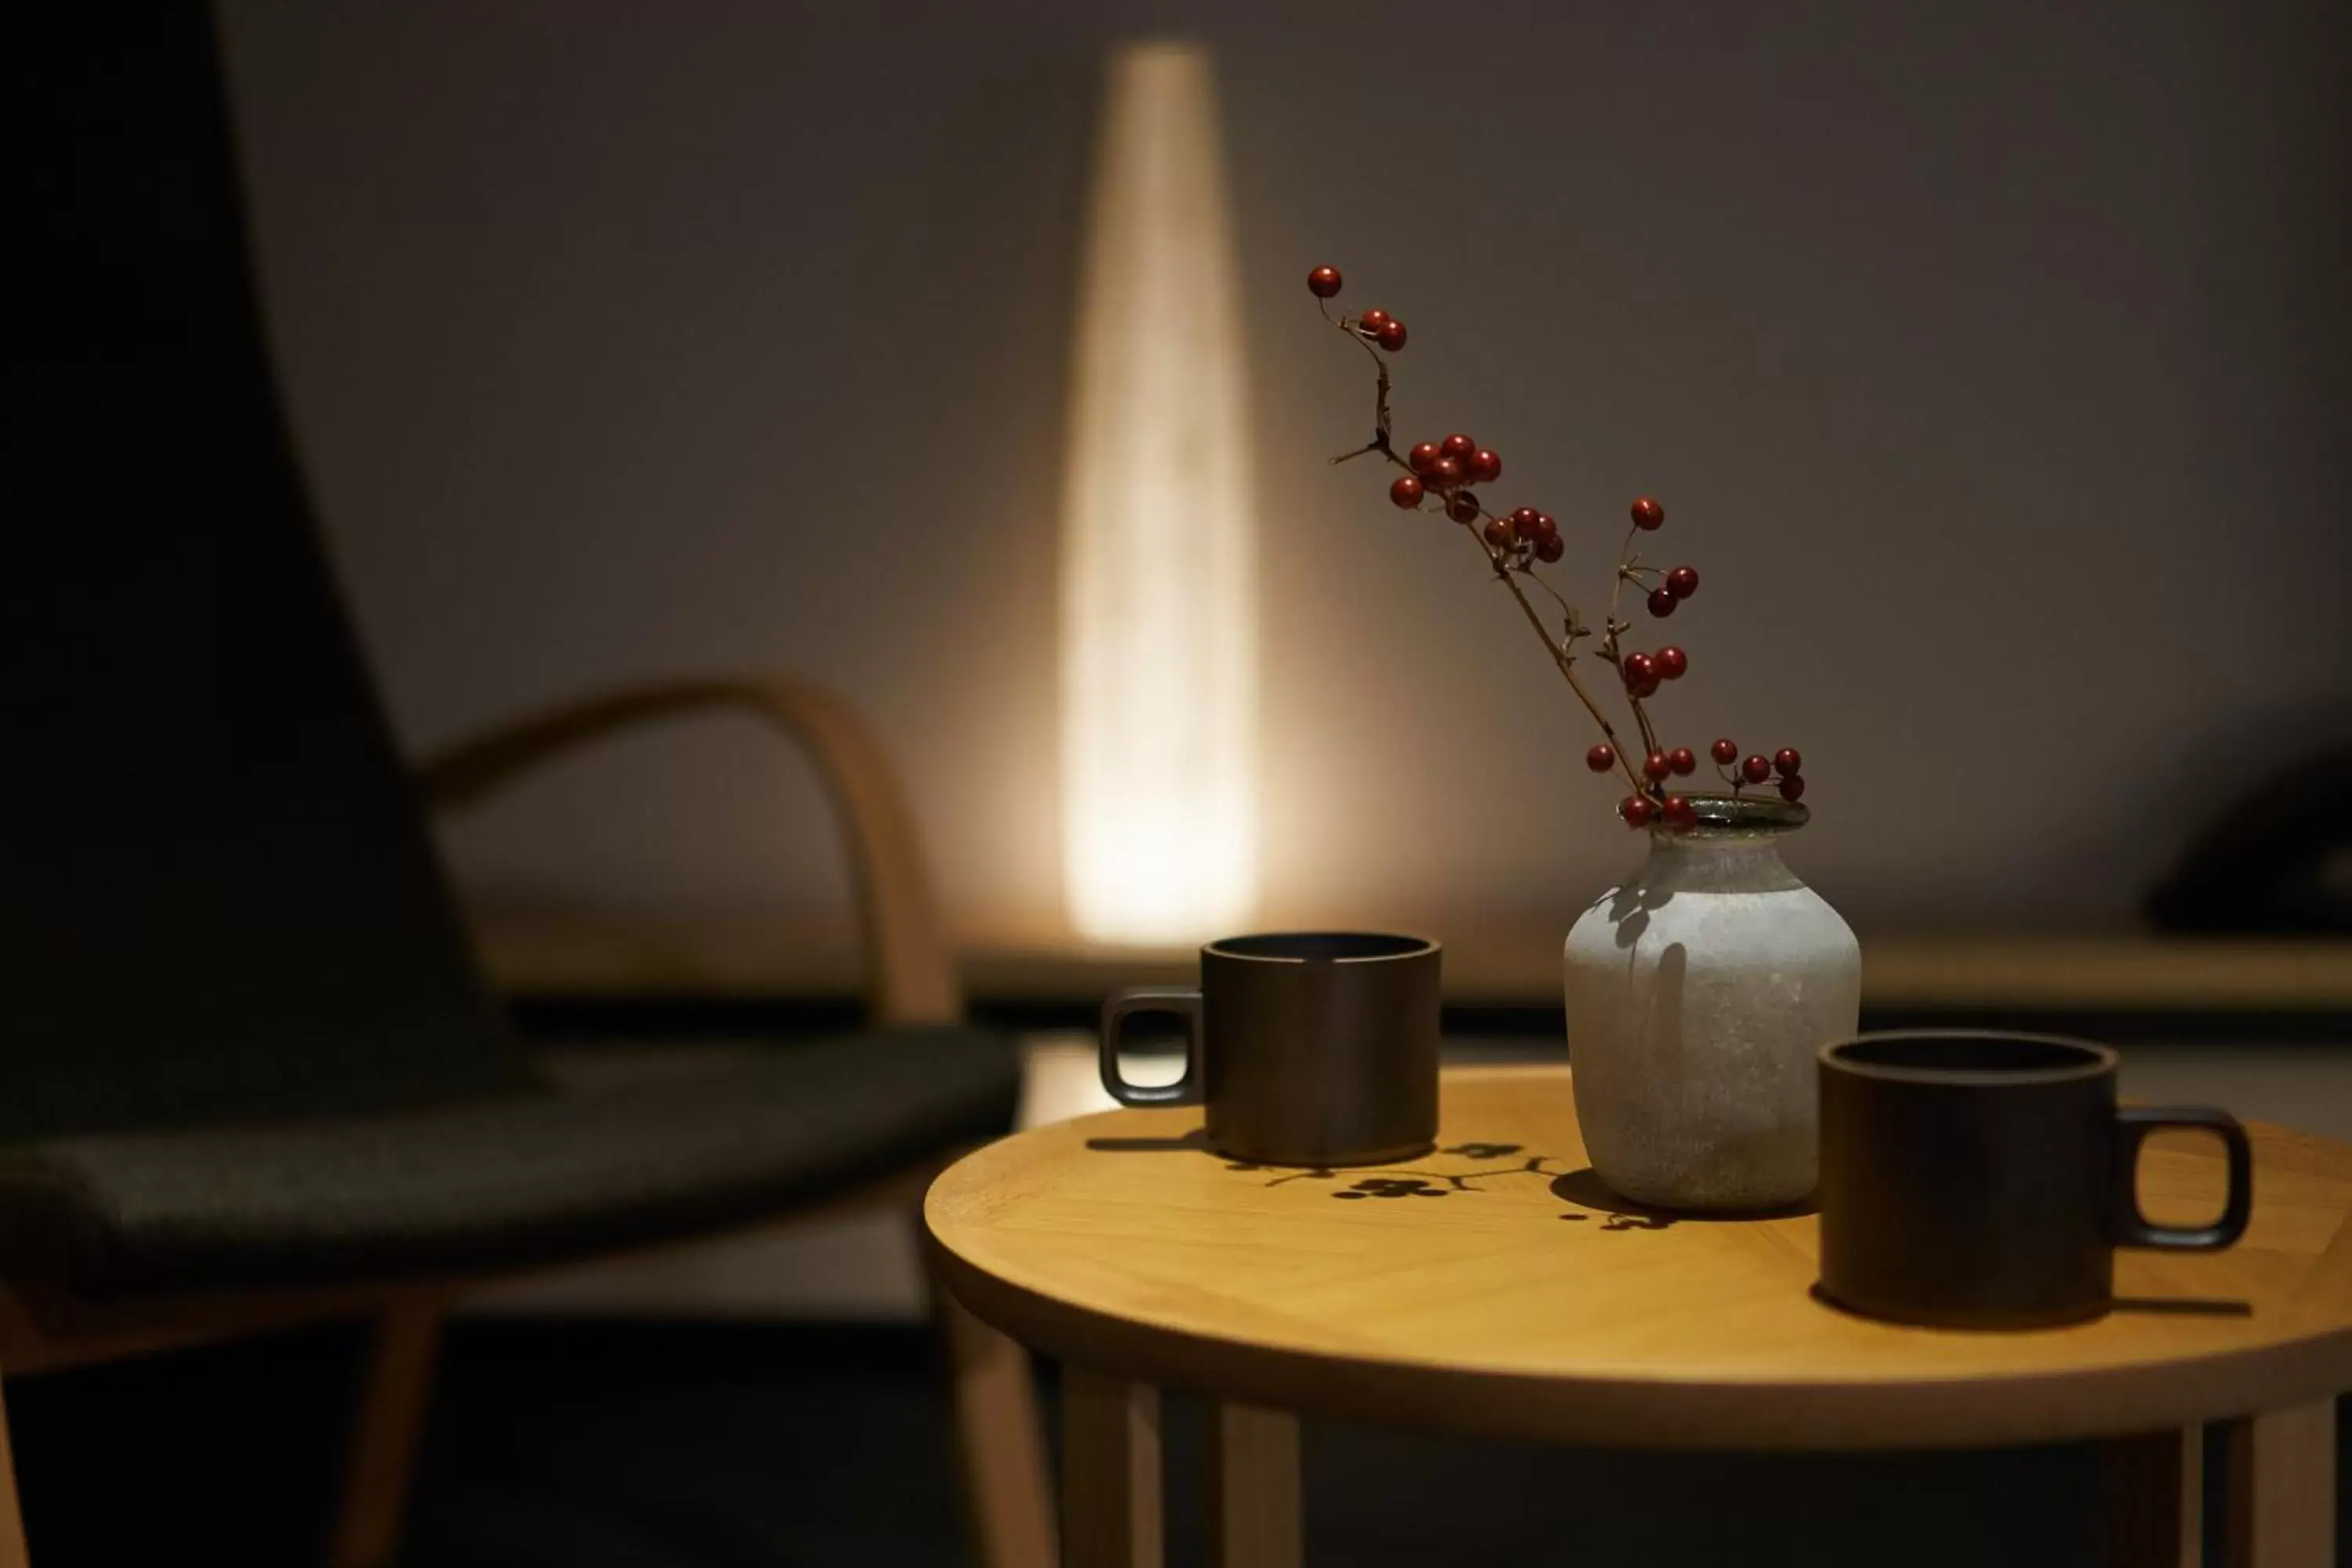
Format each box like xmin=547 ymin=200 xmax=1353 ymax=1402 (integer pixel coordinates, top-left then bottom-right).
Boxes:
xmin=0 ymin=12 xmax=1051 ymax=1566
xmin=8 ymin=5 xmax=529 ymax=1139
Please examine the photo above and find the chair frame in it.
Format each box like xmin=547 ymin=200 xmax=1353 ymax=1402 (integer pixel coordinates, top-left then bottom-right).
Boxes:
xmin=0 ymin=674 xmax=1054 ymax=1568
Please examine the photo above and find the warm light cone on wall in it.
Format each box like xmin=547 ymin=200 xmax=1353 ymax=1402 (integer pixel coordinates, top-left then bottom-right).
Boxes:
xmin=1060 ymin=42 xmax=1258 ymax=946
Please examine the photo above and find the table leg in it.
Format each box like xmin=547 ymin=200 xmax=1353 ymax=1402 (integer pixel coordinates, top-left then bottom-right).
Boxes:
xmin=2103 ymin=1425 xmax=2201 ymax=1567
xmin=1210 ymin=1403 xmax=1302 ymax=1568
xmin=935 ymin=1289 xmax=1057 ymax=1568
xmin=1062 ymin=1367 xmax=1163 ymax=1568
xmin=2221 ymin=1402 xmax=2336 ymax=1568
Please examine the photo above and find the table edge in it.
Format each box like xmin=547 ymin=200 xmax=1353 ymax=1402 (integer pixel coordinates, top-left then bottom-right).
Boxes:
xmin=924 ymin=1222 xmax=2352 ymax=1450
xmin=925 ymin=1077 xmax=2352 ymax=1449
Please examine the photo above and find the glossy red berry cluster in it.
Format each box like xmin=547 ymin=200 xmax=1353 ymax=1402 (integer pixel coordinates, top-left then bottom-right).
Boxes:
xmin=1389 ymin=424 xmax=1568 ymax=563
xmin=1646 ymin=563 xmax=1700 ymax=618
xmin=1704 ymin=739 xmax=1807 ymax=802
xmin=1309 ymin=263 xmax=1810 ymax=830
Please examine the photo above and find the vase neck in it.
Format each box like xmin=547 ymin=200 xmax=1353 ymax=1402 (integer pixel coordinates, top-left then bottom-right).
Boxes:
xmin=1636 ymin=829 xmax=1807 ymax=895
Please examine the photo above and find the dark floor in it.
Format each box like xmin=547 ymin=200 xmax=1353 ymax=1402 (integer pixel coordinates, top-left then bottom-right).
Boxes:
xmin=13 ymin=1316 xmax=2341 ymax=1566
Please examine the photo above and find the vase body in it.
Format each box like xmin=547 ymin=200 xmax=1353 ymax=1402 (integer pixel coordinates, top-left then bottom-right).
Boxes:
xmin=1563 ymin=809 xmax=1859 ymax=1210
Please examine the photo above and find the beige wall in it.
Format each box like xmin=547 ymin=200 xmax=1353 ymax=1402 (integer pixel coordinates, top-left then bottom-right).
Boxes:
xmin=220 ymin=1 xmax=2352 ymax=950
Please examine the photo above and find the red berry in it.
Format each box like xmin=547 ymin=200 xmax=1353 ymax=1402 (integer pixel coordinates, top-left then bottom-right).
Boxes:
xmin=1773 ymin=747 xmax=1803 ymax=777
xmin=1308 ymin=265 xmax=1343 ymax=298
xmin=1647 ymin=586 xmax=1677 ymax=618
xmin=1667 ymin=565 xmax=1699 ymax=599
xmin=1440 ymin=434 xmax=1479 ymax=463
xmin=1631 ymin=496 xmax=1664 ymax=531
xmin=1620 ymin=795 xmax=1657 ymax=828
xmin=1655 ymin=645 xmax=1688 ymax=680
xmin=1509 ymin=505 xmax=1537 ymax=527
xmin=1741 ymin=753 xmax=1772 ymax=784
xmin=1586 ymin=743 xmax=1616 ymax=773
xmin=1468 ymin=448 xmax=1502 ymax=484
xmin=1407 ymin=442 xmax=1440 ymax=474
xmin=1389 ymin=475 xmax=1425 ymax=509
xmin=1780 ymin=774 xmax=1806 ymax=802
xmin=1643 ymin=750 xmax=1671 ymax=782
xmin=1635 ymin=673 xmax=1661 ymax=699
xmin=1451 ymin=491 xmax=1483 ymax=524
xmin=1428 ymin=456 xmax=1463 ymax=486
xmin=1482 ymin=517 xmax=1511 ymax=546
xmin=1711 ymin=737 xmax=1739 ymax=766
xmin=1621 ymin=652 xmax=1657 ymax=686
xmin=1668 ymin=746 xmax=1696 ymax=775
xmin=1376 ymin=319 xmax=1408 ymax=352
xmin=1532 ymin=512 xmax=1558 ymax=541
xmin=1534 ymin=535 xmax=1565 ymax=563
xmin=1359 ymin=307 xmax=1391 ymax=332
xmin=1662 ymin=793 xmax=1698 ymax=830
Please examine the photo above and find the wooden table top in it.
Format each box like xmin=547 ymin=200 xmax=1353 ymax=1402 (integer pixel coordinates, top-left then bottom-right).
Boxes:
xmin=924 ymin=1066 xmax=2352 ymax=1450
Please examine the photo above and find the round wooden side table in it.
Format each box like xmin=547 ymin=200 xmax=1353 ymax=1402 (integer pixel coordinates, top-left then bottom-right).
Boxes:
xmin=926 ymin=1065 xmax=2352 ymax=1568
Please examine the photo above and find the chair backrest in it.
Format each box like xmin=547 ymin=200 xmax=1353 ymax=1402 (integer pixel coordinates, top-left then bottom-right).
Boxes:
xmin=0 ymin=9 xmax=535 ymax=1138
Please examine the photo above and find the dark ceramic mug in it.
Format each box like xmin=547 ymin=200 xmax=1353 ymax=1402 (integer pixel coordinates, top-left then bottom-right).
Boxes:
xmin=1817 ymin=1029 xmax=2253 ymax=1327
xmin=1099 ymin=931 xmax=1441 ymax=1167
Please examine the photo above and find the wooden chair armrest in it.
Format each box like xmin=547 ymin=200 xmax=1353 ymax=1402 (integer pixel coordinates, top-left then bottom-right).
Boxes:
xmin=416 ymin=677 xmax=959 ymax=1025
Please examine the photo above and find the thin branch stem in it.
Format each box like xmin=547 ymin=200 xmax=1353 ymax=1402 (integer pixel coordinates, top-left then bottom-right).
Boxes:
xmin=1631 ymin=698 xmax=1661 ymax=760
xmin=1607 ymin=523 xmax=1639 ymax=627
xmin=1325 ymin=303 xmax=1651 ymax=797
xmin=1455 ymin=523 xmax=1646 ymax=793
xmin=1522 ymin=568 xmax=1579 ymax=624
xmin=1320 ymin=301 xmax=1394 ymax=448
xmin=1595 ymin=521 xmax=1662 ymax=769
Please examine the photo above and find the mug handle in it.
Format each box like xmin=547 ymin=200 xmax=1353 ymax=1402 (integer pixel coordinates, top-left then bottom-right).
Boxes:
xmin=1098 ymin=987 xmax=1205 ymax=1107
xmin=2114 ymin=1105 xmax=2253 ymax=1250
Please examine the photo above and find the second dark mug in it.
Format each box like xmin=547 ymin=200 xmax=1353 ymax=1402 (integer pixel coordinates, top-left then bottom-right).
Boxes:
xmin=1099 ymin=931 xmax=1440 ymax=1167
xmin=1817 ymin=1029 xmax=2253 ymax=1328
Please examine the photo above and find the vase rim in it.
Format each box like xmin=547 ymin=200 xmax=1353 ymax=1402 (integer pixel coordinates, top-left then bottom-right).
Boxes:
xmin=1653 ymin=793 xmax=1810 ymax=837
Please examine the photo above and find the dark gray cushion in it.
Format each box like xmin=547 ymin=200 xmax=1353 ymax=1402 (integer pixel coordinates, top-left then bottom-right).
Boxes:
xmin=0 ymin=1027 xmax=1019 ymax=1298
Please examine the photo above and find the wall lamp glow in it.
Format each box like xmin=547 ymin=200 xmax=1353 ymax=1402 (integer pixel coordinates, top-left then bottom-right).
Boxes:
xmin=1059 ymin=42 xmax=1258 ymax=946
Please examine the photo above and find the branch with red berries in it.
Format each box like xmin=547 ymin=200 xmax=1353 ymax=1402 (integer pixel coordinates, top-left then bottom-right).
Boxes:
xmin=1306 ymin=263 xmax=1808 ymax=829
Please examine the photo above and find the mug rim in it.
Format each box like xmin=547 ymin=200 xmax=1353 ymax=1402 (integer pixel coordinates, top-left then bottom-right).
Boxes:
xmin=1820 ymin=1028 xmax=2118 ymax=1086
xmin=1203 ymin=931 xmax=1440 ymax=964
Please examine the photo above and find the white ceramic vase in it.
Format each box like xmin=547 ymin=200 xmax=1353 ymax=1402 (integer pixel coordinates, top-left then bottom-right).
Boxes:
xmin=1562 ymin=796 xmax=1859 ymax=1211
